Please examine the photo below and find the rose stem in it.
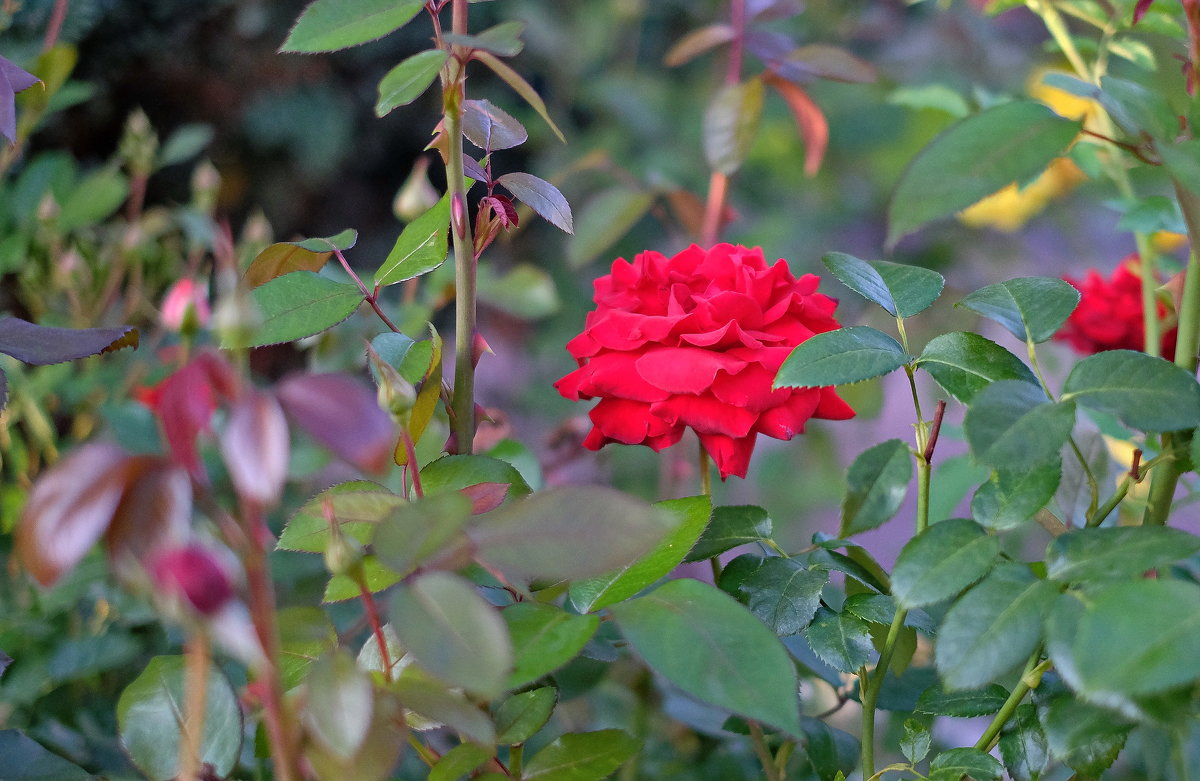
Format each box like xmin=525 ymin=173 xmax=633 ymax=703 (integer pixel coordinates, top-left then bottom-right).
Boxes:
xmin=699 ymin=0 xmax=746 ymax=248
xmin=179 ymin=632 xmax=211 ymax=781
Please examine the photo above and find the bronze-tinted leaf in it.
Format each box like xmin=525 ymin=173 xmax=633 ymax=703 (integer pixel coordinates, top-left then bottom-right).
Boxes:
xmin=277 ymin=373 xmax=396 ymax=473
xmin=106 ymin=458 xmax=192 ymax=580
xmin=17 ymin=442 xmax=138 ymax=586
xmin=765 ymin=74 xmax=828 ymax=177
xmin=219 ymin=389 xmax=290 ymax=507
xmin=243 ymin=243 xmax=333 ymax=289
xmin=0 ymin=317 xmax=138 ymax=365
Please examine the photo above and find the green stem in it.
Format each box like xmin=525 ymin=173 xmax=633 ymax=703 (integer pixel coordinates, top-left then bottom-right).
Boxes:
xmin=748 ymin=722 xmax=782 ymax=781
xmin=509 ymin=744 xmax=524 ymax=779
xmin=974 ymin=653 xmax=1048 ymax=752
xmin=859 ymin=607 xmax=909 ymax=779
xmin=1029 ymin=339 xmax=1100 ymax=513
xmin=446 ymin=0 xmax=477 ymax=455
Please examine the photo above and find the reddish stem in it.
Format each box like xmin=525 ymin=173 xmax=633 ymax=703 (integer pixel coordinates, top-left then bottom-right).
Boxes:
xmin=401 ymin=430 xmax=425 ymax=499
xmin=357 ymin=578 xmax=393 ymax=681
xmin=923 ymin=400 xmax=947 ymax=463
xmin=697 ymin=0 xmax=746 ymax=248
xmin=42 ymin=0 xmax=68 ymax=51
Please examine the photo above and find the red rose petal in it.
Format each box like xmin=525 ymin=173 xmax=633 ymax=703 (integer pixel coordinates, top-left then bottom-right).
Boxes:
xmin=698 ymin=432 xmax=757 ymax=479
xmin=651 ymin=394 xmax=757 ymax=438
xmin=589 ymin=398 xmax=676 ymax=445
xmin=756 ymin=390 xmax=821 ymax=439
xmin=635 ymin=347 xmax=747 ymax=394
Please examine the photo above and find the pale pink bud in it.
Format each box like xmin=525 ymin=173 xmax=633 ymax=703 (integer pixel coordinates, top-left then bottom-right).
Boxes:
xmin=151 ymin=545 xmax=235 ymax=616
xmin=219 ymin=389 xmax=290 ymax=507
xmin=161 ymin=278 xmax=211 ymax=331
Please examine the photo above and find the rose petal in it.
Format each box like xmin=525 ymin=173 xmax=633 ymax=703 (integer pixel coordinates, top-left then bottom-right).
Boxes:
xmin=815 ymin=387 xmax=856 ymax=420
xmin=698 ymin=432 xmax=757 ymax=480
xmin=755 ymin=390 xmax=820 ymax=439
xmin=711 ymin=363 xmax=790 ymax=411
xmin=589 ymin=398 xmax=678 ymax=445
xmin=651 ymin=394 xmax=757 ymax=437
xmin=635 ymin=347 xmax=747 ymax=393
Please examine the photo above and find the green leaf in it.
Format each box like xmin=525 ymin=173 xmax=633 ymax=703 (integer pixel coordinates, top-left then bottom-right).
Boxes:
xmin=964 ymin=380 xmax=1076 ymax=470
xmin=1039 ymin=695 xmax=1131 ymax=775
xmin=1048 ymin=580 xmax=1200 ymax=697
xmin=157 ymin=124 xmax=214 ymax=168
xmin=1061 ymin=350 xmax=1200 ymax=432
xmin=704 ymin=78 xmax=764 ymax=175
xmin=375 ymin=49 xmax=448 ymax=117
xmin=504 ymin=603 xmax=599 ymax=689
xmin=999 ymin=704 xmax=1048 ymax=781
xmin=957 ymin=277 xmax=1080 ymax=343
xmin=443 ymin=21 xmax=525 ymax=57
xmin=842 ymin=593 xmax=898 ymax=625
xmin=935 ymin=563 xmax=1057 ymax=690
xmin=1160 ymin=139 xmax=1200 ymax=186
xmin=58 ymin=168 xmax=129 ymax=232
xmin=685 ymin=504 xmax=772 ymax=562
xmin=733 ymin=557 xmax=829 ymax=635
xmin=278 ymin=481 xmax=391 ymax=553
xmin=429 ymin=743 xmax=492 ymax=781
xmin=494 ymin=687 xmax=557 ymax=745
xmin=303 ymin=651 xmax=374 ymax=760
xmin=389 ymin=572 xmax=512 ymax=698
xmin=821 ymin=252 xmax=945 ymax=318
xmin=522 ymin=730 xmax=640 ymax=781
xmin=474 ymin=51 xmax=565 ymax=143
xmin=566 ymin=186 xmax=655 ymax=268
xmin=901 ymin=719 xmax=932 ymax=764
xmin=569 ymin=495 xmax=711 ymax=612
xmin=916 ymin=683 xmax=1010 ymax=717
xmin=916 ymin=332 xmax=1038 ymax=403
xmin=226 ymin=271 xmax=362 ymax=348
xmin=929 ymin=747 xmax=1003 ymax=780
xmin=278 ymin=607 xmax=338 ymax=689
xmin=611 ymin=578 xmax=802 ymax=736
xmin=496 ymin=172 xmax=573 ymax=234
xmin=796 ymin=717 xmax=860 ymax=779
xmin=892 ymin=518 xmax=999 ymax=609
xmin=295 ymin=229 xmax=358 ymax=252
xmin=0 ymin=730 xmax=93 ymax=780
xmin=280 ymin=0 xmax=424 ymax=53
xmin=886 ymin=100 xmax=1081 ymax=247
xmin=804 ymin=607 xmax=874 ymax=674
xmin=390 ymin=673 xmax=496 ymax=745
xmin=840 ymin=439 xmax=912 ymax=536
xmin=371 ymin=492 xmax=473 ymax=578
xmin=971 ymin=461 xmax=1061 ymax=531
xmin=374 ymin=192 xmax=450 ymax=286
xmin=1046 ymin=526 xmax=1200 ymax=582
xmin=322 ymin=555 xmax=404 ymax=602
xmin=116 ymin=656 xmax=242 ymax=781
xmin=470 ymin=486 xmax=676 ymax=583
xmin=420 ymin=454 xmax=531 ymax=497
xmin=774 ymin=326 xmax=910 ymax=389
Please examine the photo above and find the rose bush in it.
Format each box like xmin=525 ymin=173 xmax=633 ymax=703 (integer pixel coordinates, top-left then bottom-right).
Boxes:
xmin=1055 ymin=255 xmax=1177 ymax=358
xmin=555 ymin=243 xmax=854 ymax=479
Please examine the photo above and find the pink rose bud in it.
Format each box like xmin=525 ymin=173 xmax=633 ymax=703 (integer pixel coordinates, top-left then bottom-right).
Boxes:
xmin=161 ymin=278 xmax=211 ymax=331
xmin=151 ymin=545 xmax=235 ymax=616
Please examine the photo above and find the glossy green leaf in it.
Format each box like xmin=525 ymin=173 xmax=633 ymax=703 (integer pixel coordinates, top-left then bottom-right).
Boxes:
xmin=496 ymin=172 xmax=573 ymax=234
xmin=375 ymin=49 xmax=448 ymax=117
xmin=704 ymin=78 xmax=764 ymax=175
xmin=886 ymin=100 xmax=1080 ymax=247
xmin=804 ymin=607 xmax=874 ymax=674
xmin=928 ymin=747 xmax=1003 ymax=780
xmin=958 ymin=277 xmax=1079 ymax=344
xmin=842 ymin=593 xmax=897 ymax=625
xmin=901 ymin=719 xmax=931 ymax=764
xmin=429 ymin=743 xmax=492 ymax=781
xmin=685 ymin=504 xmax=772 ymax=562
xmin=278 ymin=606 xmax=338 ymax=689
xmin=1051 ymin=74 xmax=1177 ymax=139
xmin=733 ymin=557 xmax=828 ymax=635
xmin=389 ymin=572 xmax=512 ymax=698
xmin=916 ymin=683 xmax=1009 ymax=717
xmin=1039 ymin=695 xmax=1131 ymax=775
xmin=420 ymin=454 xmax=531 ymax=497
xmin=892 ymin=518 xmax=999 ymax=609
xmin=971 ymin=461 xmax=1061 ymax=531
xmin=304 ymin=650 xmax=374 ymax=759
xmin=796 ymin=717 xmax=860 ymax=779
xmin=470 ymin=486 xmax=675 ymax=582
xmin=522 ymin=730 xmax=640 ymax=781
xmin=840 ymin=439 xmax=912 ymax=536
xmin=569 ymin=495 xmax=711 ymax=612
xmin=278 ymin=482 xmax=395 ymax=552
xmin=611 ymin=578 xmax=801 ymax=736
xmin=999 ymin=704 xmax=1049 ymax=781
xmin=117 ymin=656 xmax=242 ymax=781
xmin=494 ymin=686 xmax=557 ymax=745
xmin=0 ymin=730 xmax=92 ymax=780
xmin=567 ymin=186 xmax=655 ymax=268
xmin=371 ymin=492 xmax=474 ymax=578
xmin=322 ymin=555 xmax=404 ymax=603
xmin=225 ymin=271 xmax=362 ymax=348
xmin=1046 ymin=526 xmax=1200 ymax=582
xmin=443 ymin=21 xmax=525 ymax=57
xmin=936 ymin=563 xmax=1057 ymax=690
xmin=1061 ymin=350 xmax=1200 ymax=432
xmin=916 ymin=331 xmax=1038 ymax=403
xmin=821 ymin=252 xmax=944 ymax=318
xmin=474 ymin=51 xmax=565 ymax=143
xmin=504 ymin=603 xmax=599 ymax=689
xmin=374 ymin=192 xmax=450 ymax=286
xmin=462 ymin=98 xmax=528 ymax=151
xmin=390 ymin=673 xmax=495 ymax=745
xmin=281 ymin=0 xmax=424 ymax=53
xmin=964 ymin=380 xmax=1075 ymax=469
xmin=1049 ymin=580 xmax=1200 ymax=697
xmin=774 ymin=326 xmax=909 ymax=389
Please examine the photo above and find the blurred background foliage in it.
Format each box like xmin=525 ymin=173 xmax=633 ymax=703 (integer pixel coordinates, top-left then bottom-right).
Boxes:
xmin=0 ymin=0 xmax=1189 ymax=777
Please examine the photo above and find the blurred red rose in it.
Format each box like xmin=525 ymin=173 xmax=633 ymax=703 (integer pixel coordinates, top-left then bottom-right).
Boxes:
xmin=151 ymin=544 xmax=235 ymax=616
xmin=1056 ymin=255 xmax=1176 ymax=360
xmin=556 ymin=243 xmax=854 ymax=479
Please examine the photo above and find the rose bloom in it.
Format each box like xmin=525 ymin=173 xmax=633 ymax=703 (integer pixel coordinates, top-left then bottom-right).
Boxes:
xmin=160 ymin=278 xmax=211 ymax=331
xmin=556 ymin=243 xmax=854 ymax=479
xmin=150 ymin=544 xmax=235 ymax=616
xmin=1055 ymin=255 xmax=1176 ymax=360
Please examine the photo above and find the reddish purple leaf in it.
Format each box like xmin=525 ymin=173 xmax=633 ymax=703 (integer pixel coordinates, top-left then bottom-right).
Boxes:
xmin=460 ymin=482 xmax=510 ymax=515
xmin=0 ymin=55 xmax=40 ymax=145
xmin=17 ymin=442 xmax=139 ymax=586
xmin=1134 ymin=0 xmax=1154 ymax=23
xmin=462 ymin=98 xmax=528 ymax=151
xmin=496 ymin=172 xmax=573 ymax=234
xmin=480 ymin=195 xmax=519 ymax=229
xmin=220 ymin=389 xmax=290 ymax=508
xmin=0 ymin=317 xmax=138 ymax=365
xmin=276 ymin=373 xmax=396 ymax=473
xmin=463 ymin=154 xmax=489 ymax=183
xmin=106 ymin=458 xmax=192 ymax=579
xmin=137 ymin=351 xmax=237 ymax=483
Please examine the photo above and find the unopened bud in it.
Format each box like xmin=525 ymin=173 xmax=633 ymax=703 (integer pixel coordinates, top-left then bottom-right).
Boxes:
xmin=212 ymin=287 xmax=263 ymax=348
xmin=394 ymin=156 xmax=439 ymax=221
xmin=36 ymin=193 xmax=58 ymax=223
xmin=119 ymin=107 xmax=158 ymax=176
xmin=451 ymin=192 xmax=468 ymax=239
xmin=323 ymin=529 xmax=365 ymax=578
xmin=191 ymin=160 xmax=222 ymax=214
xmin=151 ymin=545 xmax=236 ymax=616
xmin=161 ymin=278 xmax=212 ymax=333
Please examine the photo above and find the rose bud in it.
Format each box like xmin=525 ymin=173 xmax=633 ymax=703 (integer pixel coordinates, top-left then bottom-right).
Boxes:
xmin=150 ymin=545 xmax=236 ymax=617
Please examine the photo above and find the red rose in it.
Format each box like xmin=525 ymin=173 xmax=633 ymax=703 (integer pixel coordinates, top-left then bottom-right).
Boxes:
xmin=151 ymin=544 xmax=235 ymax=616
xmin=556 ymin=244 xmax=854 ymax=479
xmin=1056 ymin=255 xmax=1176 ymax=359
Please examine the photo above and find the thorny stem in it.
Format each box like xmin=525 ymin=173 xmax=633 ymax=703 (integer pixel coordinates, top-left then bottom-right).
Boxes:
xmin=446 ymin=0 xmax=478 ymax=455
xmin=179 ymin=632 xmax=211 ymax=781
xmin=401 ymin=429 xmax=425 ymax=499
xmin=974 ymin=653 xmax=1050 ymax=753
xmin=334 ymin=250 xmax=402 ymax=333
